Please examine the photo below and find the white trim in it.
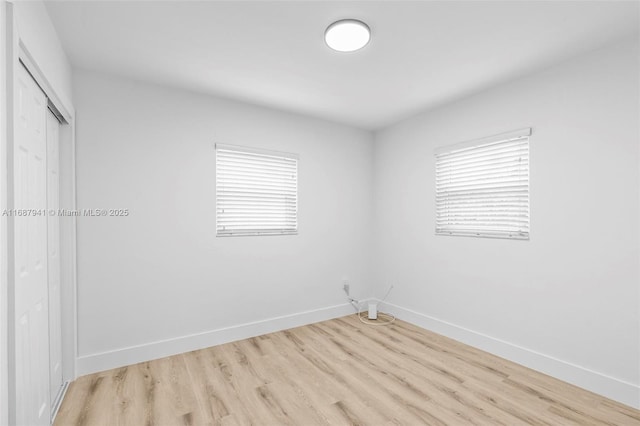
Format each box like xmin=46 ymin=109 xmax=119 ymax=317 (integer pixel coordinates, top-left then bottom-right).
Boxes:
xmin=58 ymin=118 xmax=77 ymax=383
xmin=215 ymin=143 xmax=299 ymax=160
xmin=434 ymin=127 xmax=531 ymax=155
xmin=0 ymin=2 xmax=9 ymax=424
xmin=5 ymin=6 xmax=19 ymax=423
xmin=17 ymin=42 xmax=73 ymax=123
xmin=76 ymin=302 xmax=354 ymax=376
xmin=378 ymin=301 xmax=640 ymax=409
xmin=50 ymin=380 xmax=69 ymax=425
xmin=76 ymin=297 xmax=639 ymax=408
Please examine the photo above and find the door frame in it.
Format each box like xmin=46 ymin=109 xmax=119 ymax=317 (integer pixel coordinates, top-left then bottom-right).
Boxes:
xmin=1 ymin=1 xmax=9 ymax=424
xmin=3 ymin=3 xmax=77 ymax=424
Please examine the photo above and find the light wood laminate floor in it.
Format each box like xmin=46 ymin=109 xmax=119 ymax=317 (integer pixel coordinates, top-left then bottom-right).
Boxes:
xmin=55 ymin=315 xmax=640 ymax=425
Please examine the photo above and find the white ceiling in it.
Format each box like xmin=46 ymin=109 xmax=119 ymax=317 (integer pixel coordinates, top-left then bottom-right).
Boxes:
xmin=46 ymin=1 xmax=639 ymax=130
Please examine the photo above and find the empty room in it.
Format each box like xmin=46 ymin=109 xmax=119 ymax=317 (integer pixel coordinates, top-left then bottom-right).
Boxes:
xmin=1 ymin=0 xmax=639 ymax=425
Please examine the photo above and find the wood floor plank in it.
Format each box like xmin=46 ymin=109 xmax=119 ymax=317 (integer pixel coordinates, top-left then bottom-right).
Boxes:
xmin=267 ymin=331 xmax=393 ymax=424
xmin=54 ymin=316 xmax=640 ymax=426
xmin=318 ymin=322 xmax=521 ymax=425
xmin=295 ymin=327 xmax=429 ymax=425
xmin=312 ymin=321 xmax=526 ymax=426
xmin=328 ymin=318 xmax=554 ymax=425
xmin=181 ymin=350 xmax=230 ymax=425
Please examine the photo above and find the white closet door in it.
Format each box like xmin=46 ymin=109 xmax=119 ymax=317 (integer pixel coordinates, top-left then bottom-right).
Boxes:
xmin=46 ymin=109 xmax=63 ymax=409
xmin=14 ymin=63 xmax=50 ymax=426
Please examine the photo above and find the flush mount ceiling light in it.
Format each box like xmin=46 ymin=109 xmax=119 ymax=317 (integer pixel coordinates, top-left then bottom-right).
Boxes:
xmin=325 ymin=19 xmax=370 ymax=52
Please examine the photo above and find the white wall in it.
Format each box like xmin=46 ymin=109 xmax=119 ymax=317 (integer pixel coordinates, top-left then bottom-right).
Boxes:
xmin=70 ymin=33 xmax=639 ymax=408
xmin=373 ymin=38 xmax=640 ymax=407
xmin=73 ymin=70 xmax=373 ymax=373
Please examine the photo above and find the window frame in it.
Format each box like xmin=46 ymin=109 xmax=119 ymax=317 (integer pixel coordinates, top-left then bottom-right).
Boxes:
xmin=215 ymin=143 xmax=299 ymax=237
xmin=434 ymin=128 xmax=531 ymax=240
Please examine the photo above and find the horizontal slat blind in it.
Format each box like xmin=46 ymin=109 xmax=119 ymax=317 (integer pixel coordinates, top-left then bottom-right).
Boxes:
xmin=435 ymin=131 xmax=530 ymax=240
xmin=216 ymin=144 xmax=298 ymax=236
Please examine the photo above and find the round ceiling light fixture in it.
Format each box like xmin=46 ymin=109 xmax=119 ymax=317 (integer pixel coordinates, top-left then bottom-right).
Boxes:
xmin=324 ymin=19 xmax=370 ymax=52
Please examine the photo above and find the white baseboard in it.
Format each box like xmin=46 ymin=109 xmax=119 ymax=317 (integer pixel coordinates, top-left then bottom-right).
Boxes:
xmin=378 ymin=301 xmax=640 ymax=409
xmin=76 ymin=302 xmax=356 ymax=376
xmin=77 ymin=298 xmax=639 ymax=409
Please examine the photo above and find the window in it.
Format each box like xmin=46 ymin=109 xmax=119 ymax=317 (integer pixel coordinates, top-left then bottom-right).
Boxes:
xmin=435 ymin=128 xmax=530 ymax=240
xmin=216 ymin=144 xmax=298 ymax=236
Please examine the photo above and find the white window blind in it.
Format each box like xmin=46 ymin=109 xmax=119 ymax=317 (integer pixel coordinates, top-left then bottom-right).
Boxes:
xmin=435 ymin=128 xmax=530 ymax=240
xmin=216 ymin=144 xmax=298 ymax=236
